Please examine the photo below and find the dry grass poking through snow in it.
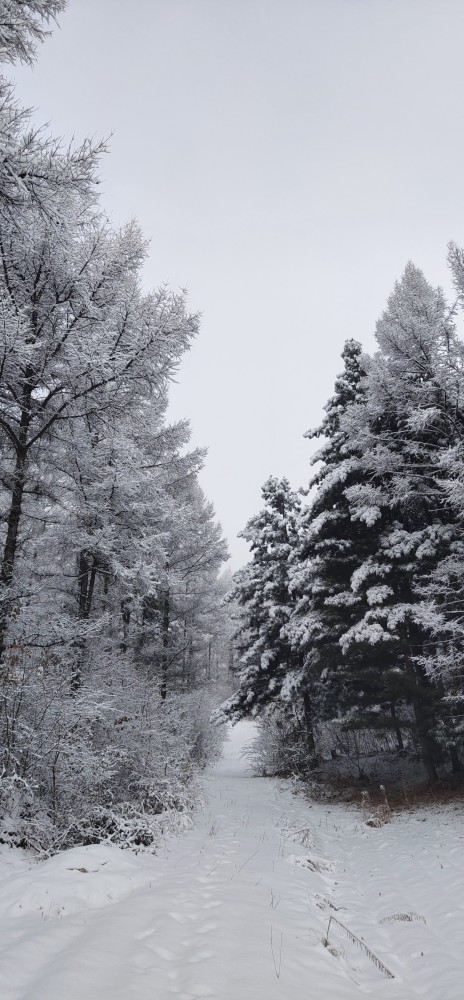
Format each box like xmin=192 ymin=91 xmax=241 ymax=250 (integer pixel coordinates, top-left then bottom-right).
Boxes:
xmin=3 ymin=723 xmax=464 ymax=999
xmin=322 ymin=914 xmax=395 ymax=979
xmin=356 ymin=776 xmax=464 ymax=829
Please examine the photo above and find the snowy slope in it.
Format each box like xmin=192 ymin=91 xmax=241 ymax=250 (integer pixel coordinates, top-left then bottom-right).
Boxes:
xmin=1 ymin=721 xmax=464 ymax=999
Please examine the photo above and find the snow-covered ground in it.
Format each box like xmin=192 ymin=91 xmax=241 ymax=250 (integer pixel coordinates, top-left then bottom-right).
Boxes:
xmin=1 ymin=721 xmax=464 ymax=999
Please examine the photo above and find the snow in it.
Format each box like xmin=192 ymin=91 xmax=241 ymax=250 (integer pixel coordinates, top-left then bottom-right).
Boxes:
xmin=2 ymin=721 xmax=464 ymax=998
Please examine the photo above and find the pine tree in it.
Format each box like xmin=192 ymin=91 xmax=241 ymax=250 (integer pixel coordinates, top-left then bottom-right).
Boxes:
xmin=335 ymin=265 xmax=464 ymax=779
xmin=221 ymin=477 xmax=302 ymax=724
xmin=288 ymin=340 xmax=383 ymax=734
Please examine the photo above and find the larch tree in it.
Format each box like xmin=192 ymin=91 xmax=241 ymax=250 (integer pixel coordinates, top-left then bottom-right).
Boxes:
xmin=0 ymin=1 xmax=102 ymax=217
xmin=0 ymin=1 xmax=231 ymax=850
xmin=153 ymin=480 xmax=229 ymax=700
xmin=0 ymin=1 xmax=66 ymax=64
xmin=0 ymin=204 xmax=198 ymax=670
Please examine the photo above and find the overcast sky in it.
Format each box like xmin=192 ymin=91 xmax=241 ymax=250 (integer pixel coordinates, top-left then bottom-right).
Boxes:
xmin=11 ymin=0 xmax=464 ymax=566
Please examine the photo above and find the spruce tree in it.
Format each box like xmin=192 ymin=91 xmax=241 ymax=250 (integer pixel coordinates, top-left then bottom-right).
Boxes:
xmin=288 ymin=339 xmax=386 ymax=734
xmin=221 ymin=477 xmax=302 ymax=723
xmin=336 ymin=265 xmax=464 ymax=779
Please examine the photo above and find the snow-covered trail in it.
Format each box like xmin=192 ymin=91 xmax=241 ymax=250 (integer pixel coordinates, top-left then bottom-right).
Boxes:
xmin=2 ymin=723 xmax=464 ymax=999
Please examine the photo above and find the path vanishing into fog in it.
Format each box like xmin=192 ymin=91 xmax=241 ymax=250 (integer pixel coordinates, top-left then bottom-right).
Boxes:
xmin=2 ymin=723 xmax=464 ymax=999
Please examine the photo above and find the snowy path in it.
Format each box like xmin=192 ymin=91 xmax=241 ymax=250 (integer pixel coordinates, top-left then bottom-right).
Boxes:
xmin=2 ymin=722 xmax=464 ymax=999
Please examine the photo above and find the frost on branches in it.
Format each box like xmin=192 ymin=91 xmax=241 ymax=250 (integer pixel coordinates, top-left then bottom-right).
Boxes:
xmin=225 ymin=268 xmax=464 ymax=784
xmin=0 ymin=2 xmax=230 ymax=853
xmin=219 ymin=477 xmax=317 ymax=765
xmin=0 ymin=1 xmax=102 ymax=217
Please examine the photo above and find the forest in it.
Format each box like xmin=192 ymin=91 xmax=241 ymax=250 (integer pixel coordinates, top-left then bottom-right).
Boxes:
xmin=2 ymin=6 xmax=464 ymax=1000
xmin=2 ymin=2 xmax=464 ymax=863
xmin=226 ymin=267 xmax=464 ymax=788
xmin=0 ymin=1 xmax=232 ymax=853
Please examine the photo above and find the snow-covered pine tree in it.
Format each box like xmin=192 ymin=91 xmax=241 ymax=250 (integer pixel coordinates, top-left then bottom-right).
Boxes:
xmin=221 ymin=477 xmax=303 ymax=727
xmin=405 ymin=244 xmax=464 ymax=745
xmin=287 ymin=340 xmax=389 ymax=739
xmin=337 ymin=264 xmax=464 ymax=780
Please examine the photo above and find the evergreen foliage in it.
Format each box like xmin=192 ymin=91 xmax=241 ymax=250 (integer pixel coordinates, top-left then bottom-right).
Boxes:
xmin=287 ymin=339 xmax=374 ymax=728
xmin=221 ymin=477 xmax=301 ymax=720
xmin=226 ymin=267 xmax=464 ymax=784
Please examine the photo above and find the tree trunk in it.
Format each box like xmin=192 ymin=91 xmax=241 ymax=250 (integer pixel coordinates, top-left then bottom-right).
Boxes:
xmin=160 ymin=577 xmax=170 ymax=702
xmin=1 ymin=452 xmax=27 ymax=588
xmin=390 ymin=704 xmax=404 ymax=751
xmin=450 ymin=745 xmax=461 ymax=774
xmin=120 ymin=599 xmax=131 ymax=653
xmin=302 ymin=691 xmax=317 ymax=761
xmin=0 ymin=445 xmax=28 ymax=666
xmin=227 ymin=642 xmax=234 ymax=677
xmin=404 ymin=650 xmax=439 ymax=784
xmin=72 ymin=551 xmax=97 ymax=692
xmin=411 ymin=696 xmax=438 ymax=784
xmin=187 ymin=632 xmax=194 ymax=688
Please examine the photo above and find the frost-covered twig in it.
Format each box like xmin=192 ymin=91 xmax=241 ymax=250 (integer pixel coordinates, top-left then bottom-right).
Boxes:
xmin=323 ymin=915 xmax=394 ymax=979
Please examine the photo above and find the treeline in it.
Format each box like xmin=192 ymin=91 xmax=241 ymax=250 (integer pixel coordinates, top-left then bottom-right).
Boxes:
xmin=0 ymin=2 xmax=229 ymax=851
xmin=224 ymin=261 xmax=464 ymax=784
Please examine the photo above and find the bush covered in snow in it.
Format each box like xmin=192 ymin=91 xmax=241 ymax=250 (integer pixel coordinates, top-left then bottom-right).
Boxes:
xmin=0 ymin=658 xmax=225 ymax=854
xmin=243 ymin=712 xmax=315 ymax=779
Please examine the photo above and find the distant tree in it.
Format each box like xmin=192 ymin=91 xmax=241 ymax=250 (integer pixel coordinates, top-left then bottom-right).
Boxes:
xmin=155 ymin=481 xmax=228 ymax=700
xmin=221 ymin=477 xmax=305 ymax=731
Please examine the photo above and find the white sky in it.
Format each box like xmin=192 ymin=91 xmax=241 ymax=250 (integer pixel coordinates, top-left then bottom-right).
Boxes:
xmin=10 ymin=0 xmax=464 ymax=567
